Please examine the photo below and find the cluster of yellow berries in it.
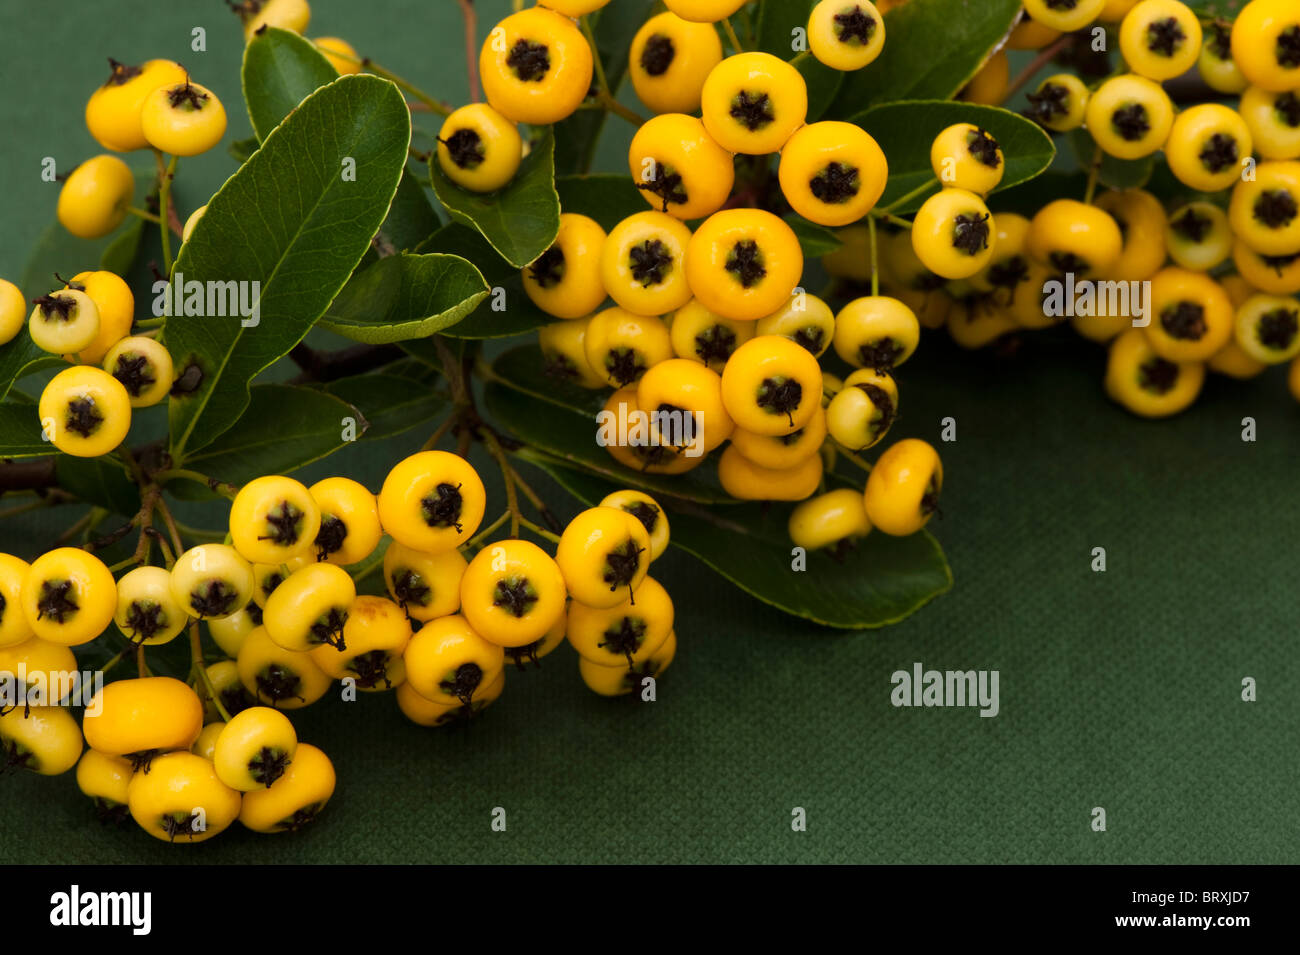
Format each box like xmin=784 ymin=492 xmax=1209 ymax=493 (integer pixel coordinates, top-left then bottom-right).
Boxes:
xmin=0 ymin=270 xmax=173 ymax=459
xmin=827 ymin=0 xmax=1300 ymax=417
xmin=0 ymin=448 xmax=685 ymax=840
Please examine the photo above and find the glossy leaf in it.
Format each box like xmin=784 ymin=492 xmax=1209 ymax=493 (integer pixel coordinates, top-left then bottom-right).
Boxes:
xmin=0 ymin=403 xmax=48 ymax=458
xmin=429 ymin=128 xmax=561 ymax=269
xmin=55 ymin=456 xmax=141 ymax=516
xmin=853 ymin=100 xmax=1056 ymax=214
xmin=829 ymin=0 xmax=1022 ymax=116
xmin=418 ymin=224 xmax=554 ymax=339
xmin=320 ymin=371 xmax=446 ymax=442
xmin=556 ymin=174 xmax=652 ymax=231
xmin=99 ymin=216 xmax=145 ymax=275
xmin=755 ymin=0 xmax=813 ymax=57
xmin=241 ymin=27 xmax=338 ymax=141
xmin=174 ymin=384 xmax=362 ymax=494
xmin=164 ymin=74 xmax=410 ymax=460
xmin=318 ymin=253 xmax=489 ymax=344
xmin=785 ymin=215 xmax=843 ymax=257
xmin=792 ymin=53 xmax=843 ymax=124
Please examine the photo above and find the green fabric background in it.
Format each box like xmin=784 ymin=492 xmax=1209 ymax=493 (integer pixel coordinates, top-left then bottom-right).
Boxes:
xmin=1 ymin=0 xmax=1296 ymax=864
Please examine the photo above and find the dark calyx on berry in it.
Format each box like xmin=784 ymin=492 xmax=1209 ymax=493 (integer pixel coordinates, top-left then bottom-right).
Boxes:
xmin=390 ymin=568 xmax=430 ymax=610
xmin=123 ymin=600 xmax=166 ymax=642
xmin=654 ymin=401 xmax=698 ymax=450
xmin=65 ymin=398 xmax=104 ymax=439
xmin=248 ymin=746 xmax=290 ymax=787
xmin=258 ymin=501 xmax=305 ymax=546
xmin=952 ymin=213 xmax=991 ymax=256
xmin=189 ymin=580 xmax=239 ymax=618
xmin=104 ymin=57 xmax=143 ymax=86
xmin=793 ymin=326 xmax=825 ymax=354
xmin=920 ymin=476 xmax=942 ymax=518
xmin=859 ymin=338 xmax=904 ymax=372
xmin=966 ymin=128 xmax=1001 ymax=168
xmin=1207 ymin=20 xmax=1232 ymax=60
xmin=439 ymin=662 xmax=483 ymax=707
xmin=725 ymin=239 xmax=767 ymax=288
xmin=256 ymin=664 xmax=304 ymax=706
xmin=111 ymin=353 xmax=156 ymax=398
xmin=493 ymin=576 xmax=538 ymax=618
xmin=1045 ymin=0 xmax=1081 ymax=9
xmin=1171 ymin=208 xmax=1212 ymax=243
xmin=1254 ymin=190 xmax=1298 ymax=228
xmin=36 ymin=579 xmax=78 ymax=623
xmin=161 ymin=812 xmax=203 ymax=842
xmin=309 ymin=607 xmax=348 ymax=651
xmin=694 ymin=325 xmax=737 ymax=365
xmin=858 ymin=383 xmax=895 ymax=435
xmin=1111 ymin=103 xmax=1151 ymax=141
xmin=629 ymin=238 xmax=673 ymax=286
xmin=1049 ymin=252 xmax=1090 ymax=275
xmin=443 ymin=128 xmax=485 ymax=170
xmin=603 ymin=539 xmax=644 ymax=594
xmin=1145 ymin=17 xmax=1186 ymax=56
xmin=1198 ymin=133 xmax=1238 ymax=173
xmin=757 ymin=376 xmax=802 ymax=426
xmin=988 ymin=255 xmax=1030 ymax=292
xmin=1026 ymin=83 xmax=1070 ymax=125
xmin=605 ymin=347 xmax=648 ymax=386
xmin=275 ymin=804 xmax=322 ymax=833
xmin=638 ymin=161 xmax=688 ymax=212
xmin=1257 ymin=307 xmax=1299 ymax=349
xmin=729 ymin=90 xmax=775 ymax=132
xmin=809 ymin=162 xmax=861 ymax=204
xmin=1277 ymin=26 xmax=1300 ymax=68
xmin=1262 ymin=252 xmax=1300 ymax=274
xmin=33 ymin=293 xmax=77 ymax=322
xmin=1275 ymin=92 xmax=1300 ymax=128
xmin=640 ymin=34 xmax=675 ymax=76
xmin=1161 ymin=301 xmax=1207 ymax=340
xmin=623 ymin=501 xmax=659 ymax=536
xmin=420 ymin=482 xmax=464 ymax=532
xmin=167 ymin=81 xmax=210 ymax=111
xmin=544 ymin=353 xmax=580 ymax=381
xmin=597 ymin=616 xmax=646 ymax=669
xmin=506 ymin=639 xmax=545 ymax=671
xmin=349 ymin=650 xmax=394 ymax=689
xmin=507 ymin=39 xmax=551 ymax=82
xmin=1139 ymin=357 xmax=1179 ymax=394
xmin=315 ymin=515 xmax=348 ymax=560
xmin=528 ymin=245 xmax=565 ymax=289
xmin=834 ymin=6 xmax=877 ymax=45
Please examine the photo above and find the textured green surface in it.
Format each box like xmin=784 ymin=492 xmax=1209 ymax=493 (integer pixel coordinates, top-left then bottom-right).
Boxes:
xmin=1 ymin=1 xmax=1297 ymax=865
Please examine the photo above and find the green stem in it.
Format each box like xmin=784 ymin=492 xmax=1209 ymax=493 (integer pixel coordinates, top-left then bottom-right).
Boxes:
xmin=836 ymin=445 xmax=874 ymax=474
xmin=518 ymin=515 xmax=562 ymax=546
xmin=879 ymin=177 xmax=939 ymax=215
xmin=155 ymin=151 xmax=179 ymax=276
xmin=463 ymin=510 xmax=510 ymax=551
xmin=1084 ymin=145 xmax=1103 ymax=204
xmin=722 ymin=16 xmax=745 ymax=54
xmin=126 ymin=206 xmax=162 ymax=225
xmin=153 ymin=469 xmax=240 ymax=499
xmin=873 ymin=212 xmax=914 ymax=229
xmin=360 ymin=59 xmax=452 ymax=116
xmin=190 ymin=624 xmax=232 ymax=722
xmin=868 ymin=214 xmax=879 ymax=298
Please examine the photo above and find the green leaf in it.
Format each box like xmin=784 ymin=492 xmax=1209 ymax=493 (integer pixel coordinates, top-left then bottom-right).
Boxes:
xmin=556 ymin=174 xmax=651 ymax=231
xmin=1182 ymin=0 xmax=1247 ymax=16
xmin=318 ymin=253 xmax=489 ymax=344
xmin=174 ymin=384 xmax=362 ymax=494
xmin=853 ymin=100 xmax=1056 ymax=215
xmin=483 ymin=347 xmax=733 ymax=504
xmin=0 ymin=335 xmax=60 ymax=404
xmin=375 ymin=170 xmax=441 ymax=255
xmin=429 ymin=128 xmax=561 ymax=269
xmin=418 ymin=224 xmax=553 ymax=339
xmin=792 ymin=52 xmax=843 ymax=124
xmin=100 ymin=217 xmax=146 ymax=275
xmin=319 ymin=371 xmax=445 ymax=442
xmin=228 ymin=137 xmax=259 ymax=164
xmin=988 ymin=171 xmax=1088 ymax=216
xmin=164 ymin=74 xmax=410 ymax=460
xmin=0 ymin=403 xmax=48 ymax=458
xmin=55 ymin=456 xmax=141 ymax=516
xmin=829 ymin=0 xmax=1022 ymax=117
xmin=552 ymin=0 xmax=656 ymax=174
xmin=784 ymin=215 xmax=843 ymax=257
xmin=1068 ymin=128 xmax=1156 ymax=191
xmin=755 ymin=0 xmax=813 ymax=57
xmin=539 ymin=462 xmax=953 ymax=629
xmin=241 ymin=27 xmax=338 ymax=142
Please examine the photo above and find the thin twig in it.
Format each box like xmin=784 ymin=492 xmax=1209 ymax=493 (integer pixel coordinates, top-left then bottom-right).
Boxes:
xmin=1002 ymin=34 xmax=1075 ymax=104
xmin=458 ymin=0 xmax=480 ymax=102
